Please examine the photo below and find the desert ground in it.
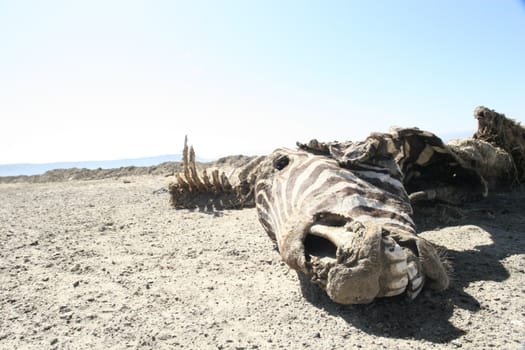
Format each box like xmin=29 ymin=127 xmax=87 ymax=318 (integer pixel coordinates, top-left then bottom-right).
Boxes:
xmin=1 ymin=171 xmax=524 ymax=349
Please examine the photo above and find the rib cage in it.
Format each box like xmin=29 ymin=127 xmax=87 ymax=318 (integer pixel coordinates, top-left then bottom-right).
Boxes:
xmin=168 ymin=136 xmax=264 ymax=210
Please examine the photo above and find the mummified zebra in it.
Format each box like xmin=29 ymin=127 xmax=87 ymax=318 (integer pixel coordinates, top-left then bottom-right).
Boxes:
xmin=254 ymin=147 xmax=431 ymax=304
xmin=169 ymin=106 xmax=520 ymax=304
xmin=252 ymin=131 xmax=462 ymax=304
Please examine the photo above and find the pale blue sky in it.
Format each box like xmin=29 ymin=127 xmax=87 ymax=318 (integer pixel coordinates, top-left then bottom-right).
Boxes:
xmin=1 ymin=0 xmax=524 ymax=164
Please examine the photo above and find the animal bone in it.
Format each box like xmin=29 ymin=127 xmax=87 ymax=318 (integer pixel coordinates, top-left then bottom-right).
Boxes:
xmin=168 ymin=136 xmax=264 ymax=209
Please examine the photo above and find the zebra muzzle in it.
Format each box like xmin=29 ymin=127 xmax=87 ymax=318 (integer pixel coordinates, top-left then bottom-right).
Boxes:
xmin=305 ymin=219 xmax=424 ymax=304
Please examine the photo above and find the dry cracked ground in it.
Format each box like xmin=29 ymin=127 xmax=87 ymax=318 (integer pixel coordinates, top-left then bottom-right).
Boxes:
xmin=0 ymin=175 xmax=524 ymax=349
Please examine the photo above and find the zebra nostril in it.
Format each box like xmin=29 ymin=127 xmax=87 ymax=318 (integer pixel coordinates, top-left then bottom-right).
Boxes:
xmin=273 ymin=155 xmax=290 ymax=170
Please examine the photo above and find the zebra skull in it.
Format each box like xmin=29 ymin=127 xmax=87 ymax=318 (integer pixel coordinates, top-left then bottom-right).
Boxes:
xmin=254 ymin=146 xmax=449 ymax=304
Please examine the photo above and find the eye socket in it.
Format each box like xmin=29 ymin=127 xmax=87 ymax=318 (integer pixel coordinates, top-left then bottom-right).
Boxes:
xmin=273 ymin=155 xmax=290 ymax=170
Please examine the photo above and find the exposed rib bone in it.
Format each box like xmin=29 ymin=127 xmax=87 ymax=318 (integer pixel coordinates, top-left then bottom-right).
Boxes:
xmin=409 ymin=185 xmax=471 ymax=205
xmin=211 ymin=169 xmax=221 ymax=192
xmin=220 ymin=172 xmax=232 ymax=192
xmin=185 ymin=168 xmax=196 ymax=189
xmin=188 ymin=146 xmax=205 ymax=191
xmin=182 ymin=135 xmax=190 ymax=181
xmin=201 ymin=169 xmax=213 ymax=190
xmin=409 ymin=190 xmax=436 ymax=202
xmin=175 ymin=173 xmax=189 ymax=190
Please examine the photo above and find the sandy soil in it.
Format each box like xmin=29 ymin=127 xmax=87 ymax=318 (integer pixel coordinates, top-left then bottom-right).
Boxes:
xmin=1 ymin=175 xmax=524 ymax=349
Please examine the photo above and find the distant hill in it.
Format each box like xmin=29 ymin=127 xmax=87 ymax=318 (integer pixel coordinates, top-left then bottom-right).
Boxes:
xmin=0 ymin=154 xmax=257 ymax=184
xmin=0 ymin=154 xmax=183 ymax=177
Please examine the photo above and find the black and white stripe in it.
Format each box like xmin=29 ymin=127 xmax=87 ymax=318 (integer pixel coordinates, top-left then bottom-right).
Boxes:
xmin=254 ymin=148 xmax=417 ymax=247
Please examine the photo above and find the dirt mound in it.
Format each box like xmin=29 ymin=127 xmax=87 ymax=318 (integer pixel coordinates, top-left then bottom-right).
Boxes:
xmin=0 ymin=155 xmax=256 ymax=184
xmin=213 ymin=155 xmax=259 ymax=169
xmin=0 ymin=162 xmax=179 ymax=184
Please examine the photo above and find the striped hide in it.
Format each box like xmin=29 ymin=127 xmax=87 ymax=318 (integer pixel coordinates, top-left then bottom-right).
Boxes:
xmin=254 ymin=139 xmax=450 ymax=304
xmin=170 ymin=125 xmax=500 ymax=305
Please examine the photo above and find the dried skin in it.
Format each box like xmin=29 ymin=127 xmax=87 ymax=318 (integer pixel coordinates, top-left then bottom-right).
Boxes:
xmin=254 ymin=147 xmax=449 ymax=304
xmin=448 ymin=138 xmax=517 ymax=190
xmin=474 ymin=106 xmax=525 ymax=182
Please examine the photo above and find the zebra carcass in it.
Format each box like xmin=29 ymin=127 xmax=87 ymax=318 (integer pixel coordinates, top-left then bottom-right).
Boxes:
xmin=252 ymin=129 xmax=486 ymax=304
xmin=169 ymin=107 xmax=522 ymax=305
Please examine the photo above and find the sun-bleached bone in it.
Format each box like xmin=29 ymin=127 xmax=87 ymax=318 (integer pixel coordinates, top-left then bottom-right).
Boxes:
xmin=169 ymin=137 xmax=263 ymax=209
xmin=309 ymin=224 xmax=356 ymax=248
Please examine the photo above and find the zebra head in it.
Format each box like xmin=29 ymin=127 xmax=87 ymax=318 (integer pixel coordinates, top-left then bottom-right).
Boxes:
xmin=254 ymin=143 xmax=449 ymax=304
